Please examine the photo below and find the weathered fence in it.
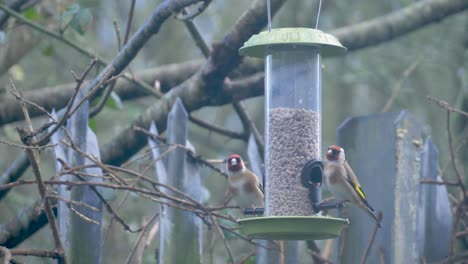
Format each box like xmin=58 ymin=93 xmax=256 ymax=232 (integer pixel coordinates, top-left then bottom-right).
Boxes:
xmin=50 ymin=95 xmax=103 ymax=264
xmin=45 ymin=95 xmax=454 ymax=264
xmin=335 ymin=110 xmax=452 ymax=263
xmin=149 ymin=98 xmax=202 ymax=264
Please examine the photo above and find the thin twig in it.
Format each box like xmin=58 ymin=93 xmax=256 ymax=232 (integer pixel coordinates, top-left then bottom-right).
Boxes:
xmin=113 ymin=20 xmax=122 ymax=51
xmin=306 ymin=240 xmax=333 ymax=264
xmin=144 ymin=220 xmax=159 ymax=247
xmin=210 ymin=214 xmax=235 ymax=264
xmin=67 ymin=206 xmax=99 ymax=225
xmin=360 ymin=211 xmax=383 ymax=264
xmin=427 ymin=96 xmax=468 ymax=117
xmin=178 ymin=5 xmax=257 ymax=151
xmin=9 ymin=90 xmax=55 ymax=121
xmin=219 ymin=224 xmax=271 ymax=250
xmin=436 ymin=250 xmax=468 ymax=264
xmin=89 ymin=80 xmax=118 ymax=117
xmin=124 ymin=212 xmax=158 ymax=264
xmin=59 ymin=138 xmax=206 ymax=210
xmin=0 ymin=246 xmax=12 ymax=264
xmin=134 ymin=125 xmax=229 ymax=177
xmin=446 ymin=110 xmax=467 ymax=205
xmin=181 ymin=7 xmax=211 ymax=57
xmin=189 ymin=116 xmax=247 ymax=141
xmin=0 ymin=3 xmax=161 ymax=98
xmin=232 ymin=101 xmax=264 ymax=156
xmin=0 ymin=0 xmax=29 ymax=29
xmin=91 ymin=0 xmax=135 ymax=117
xmin=34 ymin=58 xmax=97 ymax=146
xmin=56 ymin=159 xmax=139 ymax=233
xmin=377 ymin=247 xmax=385 ymax=264
xmin=236 ymin=250 xmax=255 ymax=264
xmin=449 ymin=202 xmax=463 ymax=256
xmin=11 ymin=81 xmax=67 ymax=263
xmin=0 ymin=139 xmax=56 ymax=150
xmin=419 ymin=179 xmax=460 ymax=186
xmin=381 ymin=60 xmax=419 ymax=112
xmin=175 ymin=0 xmax=212 ymax=21
xmin=47 ymin=194 xmax=99 ymax=212
xmin=9 ymin=248 xmax=62 ymax=259
xmin=123 ymin=0 xmax=137 ymax=45
xmin=104 ymin=145 xmax=176 ymax=239
xmin=456 ymin=230 xmax=468 ymax=238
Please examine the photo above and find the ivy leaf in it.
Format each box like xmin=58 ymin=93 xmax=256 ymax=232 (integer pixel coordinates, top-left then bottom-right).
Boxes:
xmin=105 ymin=91 xmax=123 ymax=110
xmin=42 ymin=44 xmax=55 ymax=56
xmin=89 ymin=117 xmax=97 ymax=133
xmin=23 ymin=7 xmax=40 ymax=21
xmin=60 ymin=3 xmax=80 ymax=33
xmin=70 ymin=8 xmax=92 ymax=35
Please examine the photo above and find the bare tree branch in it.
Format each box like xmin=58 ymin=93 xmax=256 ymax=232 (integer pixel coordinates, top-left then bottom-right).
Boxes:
xmin=360 ymin=212 xmax=383 ymax=264
xmin=101 ymin=0 xmax=287 ymax=166
xmin=0 ymin=60 xmax=202 ymax=125
xmin=0 ymin=200 xmax=56 ymax=248
xmin=12 ymin=81 xmax=67 ymax=263
xmin=0 ymin=246 xmax=12 ymax=264
xmin=0 ymin=151 xmax=29 ymax=200
xmin=0 ymin=0 xmax=29 ymax=28
xmin=232 ymin=101 xmax=264 ymax=156
xmin=332 ymin=0 xmax=468 ymax=51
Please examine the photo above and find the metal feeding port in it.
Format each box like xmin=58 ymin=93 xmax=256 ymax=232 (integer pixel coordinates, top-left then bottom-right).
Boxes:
xmin=236 ymin=28 xmax=349 ymax=240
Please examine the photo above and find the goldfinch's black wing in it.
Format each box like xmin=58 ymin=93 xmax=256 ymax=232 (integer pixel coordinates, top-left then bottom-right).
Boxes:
xmin=344 ymin=161 xmax=374 ymax=212
xmin=258 ymin=182 xmax=264 ymax=194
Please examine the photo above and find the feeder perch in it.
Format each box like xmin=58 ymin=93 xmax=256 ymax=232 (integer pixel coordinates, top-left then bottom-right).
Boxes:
xmin=237 ymin=28 xmax=349 ymax=240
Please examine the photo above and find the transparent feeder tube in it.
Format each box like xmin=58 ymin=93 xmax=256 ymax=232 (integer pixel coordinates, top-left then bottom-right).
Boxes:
xmin=265 ymin=45 xmax=321 ymax=216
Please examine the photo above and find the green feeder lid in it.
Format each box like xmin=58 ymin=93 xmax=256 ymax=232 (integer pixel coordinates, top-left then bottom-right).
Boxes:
xmin=239 ymin=27 xmax=347 ymax=58
xmin=237 ymin=215 xmax=349 ymax=240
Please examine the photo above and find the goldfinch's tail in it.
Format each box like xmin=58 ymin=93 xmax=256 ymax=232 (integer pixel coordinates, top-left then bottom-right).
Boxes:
xmin=365 ymin=208 xmax=382 ymax=228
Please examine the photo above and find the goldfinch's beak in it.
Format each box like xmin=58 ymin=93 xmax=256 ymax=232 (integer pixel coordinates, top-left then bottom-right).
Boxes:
xmin=230 ymin=158 xmax=237 ymax=166
xmin=327 ymin=149 xmax=333 ymax=155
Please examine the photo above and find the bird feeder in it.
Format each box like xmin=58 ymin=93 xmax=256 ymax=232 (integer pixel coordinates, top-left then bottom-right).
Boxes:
xmin=237 ymin=28 xmax=349 ymax=240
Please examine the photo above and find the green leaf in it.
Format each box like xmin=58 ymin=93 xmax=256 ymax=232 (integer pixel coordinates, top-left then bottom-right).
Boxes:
xmin=105 ymin=91 xmax=123 ymax=110
xmin=89 ymin=117 xmax=97 ymax=133
xmin=243 ymin=256 xmax=256 ymax=264
xmin=60 ymin=3 xmax=80 ymax=33
xmin=0 ymin=31 xmax=5 ymax=44
xmin=23 ymin=7 xmax=40 ymax=21
xmin=42 ymin=44 xmax=55 ymax=56
xmin=70 ymin=8 xmax=92 ymax=35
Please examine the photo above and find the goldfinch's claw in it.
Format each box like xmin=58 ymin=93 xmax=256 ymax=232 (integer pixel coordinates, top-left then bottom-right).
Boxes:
xmin=337 ymin=200 xmax=348 ymax=208
xmin=314 ymin=200 xmax=348 ymax=213
xmin=242 ymin=207 xmax=265 ymax=215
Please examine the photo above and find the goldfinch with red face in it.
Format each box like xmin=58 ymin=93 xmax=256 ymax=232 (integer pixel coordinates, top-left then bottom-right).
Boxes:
xmin=323 ymin=145 xmax=382 ymax=228
xmin=226 ymin=154 xmax=264 ymax=209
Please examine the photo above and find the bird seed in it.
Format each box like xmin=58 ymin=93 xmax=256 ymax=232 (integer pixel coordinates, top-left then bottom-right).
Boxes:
xmin=266 ymin=107 xmax=320 ymax=216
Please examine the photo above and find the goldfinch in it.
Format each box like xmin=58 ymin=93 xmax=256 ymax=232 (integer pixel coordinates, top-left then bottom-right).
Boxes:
xmin=226 ymin=154 xmax=264 ymax=209
xmin=323 ymin=145 xmax=381 ymax=228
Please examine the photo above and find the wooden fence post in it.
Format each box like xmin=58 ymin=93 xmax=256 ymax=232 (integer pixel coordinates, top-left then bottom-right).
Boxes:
xmin=50 ymin=100 xmax=103 ymax=264
xmin=335 ymin=110 xmax=452 ymax=263
xmin=149 ymin=98 xmax=202 ymax=263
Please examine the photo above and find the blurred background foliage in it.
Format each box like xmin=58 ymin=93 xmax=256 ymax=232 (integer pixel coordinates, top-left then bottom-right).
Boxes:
xmin=0 ymin=0 xmax=466 ymax=263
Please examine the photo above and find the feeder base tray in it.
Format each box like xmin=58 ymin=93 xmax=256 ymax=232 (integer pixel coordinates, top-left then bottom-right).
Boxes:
xmin=237 ymin=216 xmax=349 ymax=240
